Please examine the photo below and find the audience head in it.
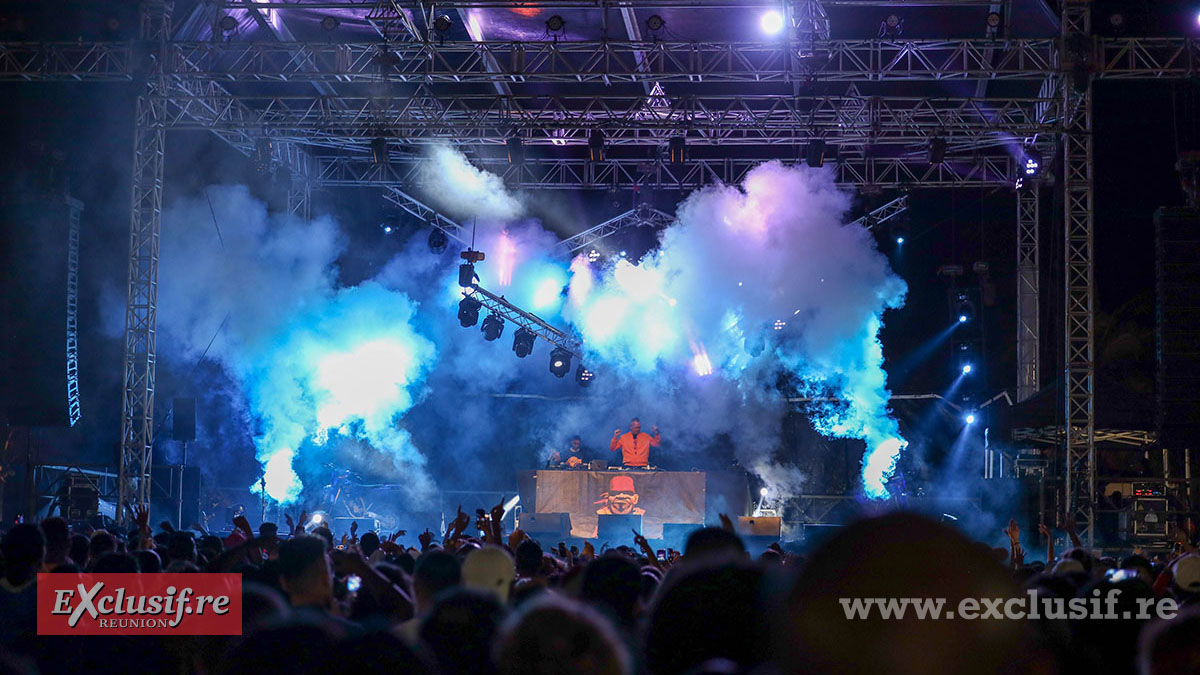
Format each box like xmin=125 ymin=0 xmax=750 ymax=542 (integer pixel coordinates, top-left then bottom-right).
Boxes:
xmin=412 ymin=549 xmax=462 ymax=613
xmin=515 ymin=539 xmax=544 ymax=578
xmin=87 ymin=530 xmax=117 ymax=565
xmin=777 ymin=512 xmax=1045 ymax=675
xmin=419 ymin=588 xmax=506 ymax=675
xmin=360 ymin=531 xmax=380 ymax=558
xmin=1139 ymin=608 xmax=1200 ymax=675
xmin=92 ymin=552 xmax=139 ymax=573
xmin=68 ymin=533 xmax=89 ymax=567
xmin=38 ymin=517 xmax=70 ymax=566
xmin=463 ymin=545 xmax=515 ymax=603
xmin=1 ymin=524 xmax=45 ymax=583
xmin=683 ymin=527 xmax=746 ymax=562
xmin=134 ymin=548 xmax=162 ymax=574
xmin=644 ymin=561 xmax=767 ymax=675
xmin=496 ymin=595 xmax=631 ymax=675
xmin=167 ymin=531 xmax=197 ymax=563
xmin=580 ymin=555 xmax=642 ymax=628
xmin=277 ymin=536 xmax=333 ymax=609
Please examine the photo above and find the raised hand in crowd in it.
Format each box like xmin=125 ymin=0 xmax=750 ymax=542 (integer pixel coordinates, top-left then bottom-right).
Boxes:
xmin=490 ymin=496 xmax=506 ymax=543
xmin=232 ymin=514 xmax=254 ymax=540
xmin=718 ymin=513 xmax=736 ymax=533
xmin=508 ymin=527 xmax=529 ymax=551
xmin=1038 ymin=523 xmax=1054 ymax=562
xmin=633 ymin=529 xmax=661 ymax=570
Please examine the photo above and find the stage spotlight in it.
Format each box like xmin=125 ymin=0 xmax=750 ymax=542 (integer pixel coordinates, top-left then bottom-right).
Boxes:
xmin=308 ymin=511 xmax=328 ymax=527
xmin=1022 ymin=146 xmax=1042 ymax=177
xmin=805 ymin=139 xmax=827 ymax=168
xmin=506 ymin=137 xmax=525 ymax=164
xmin=957 ymin=302 xmax=974 ymax=323
xmin=958 ymin=314 xmax=968 ymax=323
xmin=587 ymin=249 xmax=601 ymax=263
xmin=458 ymin=296 xmax=482 ymax=327
xmin=928 ymin=137 xmax=947 ymax=165
xmin=896 ymin=236 xmax=905 ymax=244
xmin=546 ymin=14 xmax=566 ymax=33
xmin=218 ymin=14 xmax=237 ymax=33
xmin=481 ymin=313 xmax=504 ymax=341
xmin=760 ymin=487 xmax=769 ymax=497
xmin=668 ymin=135 xmax=687 ymax=164
xmin=433 ymin=14 xmax=453 ymax=34
xmin=646 ymin=14 xmax=666 ymax=32
xmin=962 ymin=364 xmax=973 ymax=375
xmin=371 ymin=137 xmax=388 ymax=164
xmin=619 ymin=250 xmax=628 ymax=258
xmin=985 ymin=12 xmax=1002 ymax=34
xmin=320 ymin=15 xmax=339 ymax=31
xmin=760 ymin=10 xmax=785 ymax=35
xmin=381 ymin=223 xmax=394 ymax=235
xmin=101 ymin=15 xmax=122 ymax=40
xmin=512 ymin=328 xmax=536 ymax=358
xmin=588 ymin=129 xmax=605 ymax=162
xmin=576 ymin=364 xmax=594 ymax=386
xmin=459 ymin=264 xmax=477 ymax=288
xmin=550 ymin=348 xmax=572 ymax=378
xmin=1108 ymin=13 xmax=1125 ymax=33
xmin=964 ymin=412 xmax=977 ymax=425
xmin=879 ymin=14 xmax=903 ymax=39
xmin=428 ymin=228 xmax=448 ymax=254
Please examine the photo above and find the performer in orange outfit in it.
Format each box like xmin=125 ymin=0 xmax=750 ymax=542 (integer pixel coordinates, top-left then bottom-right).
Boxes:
xmin=609 ymin=418 xmax=661 ymax=467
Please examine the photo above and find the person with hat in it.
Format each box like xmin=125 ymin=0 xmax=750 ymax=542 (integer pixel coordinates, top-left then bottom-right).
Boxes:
xmin=609 ymin=418 xmax=661 ymax=468
xmin=595 ymin=475 xmax=645 ymax=516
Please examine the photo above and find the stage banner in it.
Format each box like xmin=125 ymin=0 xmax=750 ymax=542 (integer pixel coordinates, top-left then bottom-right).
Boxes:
xmin=535 ymin=470 xmax=706 ymax=539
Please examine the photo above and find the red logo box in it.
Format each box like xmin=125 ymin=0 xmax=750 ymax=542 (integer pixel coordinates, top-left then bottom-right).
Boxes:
xmin=37 ymin=573 xmax=242 ymax=635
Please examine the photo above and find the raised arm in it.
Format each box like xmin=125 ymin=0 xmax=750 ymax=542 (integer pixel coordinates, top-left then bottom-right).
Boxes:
xmin=610 ymin=428 xmax=622 ymax=451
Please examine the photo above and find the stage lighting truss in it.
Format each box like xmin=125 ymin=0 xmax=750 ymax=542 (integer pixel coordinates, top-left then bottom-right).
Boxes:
xmin=465 ymin=282 xmax=583 ymax=373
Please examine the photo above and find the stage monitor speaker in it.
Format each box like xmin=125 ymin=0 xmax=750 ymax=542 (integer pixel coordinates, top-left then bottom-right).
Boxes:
xmin=519 ymin=512 xmax=572 ymax=539
xmin=1133 ymin=498 xmax=1168 ymax=538
xmin=736 ymin=516 xmax=781 ymax=537
xmin=173 ymin=398 xmax=196 ymax=441
xmin=597 ymin=514 xmax=643 ymax=543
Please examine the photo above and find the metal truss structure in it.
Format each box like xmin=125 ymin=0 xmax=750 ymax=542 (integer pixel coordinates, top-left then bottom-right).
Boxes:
xmin=465 ymin=284 xmax=584 ymax=360
xmin=1061 ymin=0 xmax=1096 ymax=547
xmin=1016 ymin=184 xmax=1039 ymax=403
xmin=558 ymin=203 xmax=675 ymax=254
xmin=382 ymin=187 xmax=471 ymax=245
xmin=850 ymin=194 xmax=907 ymax=230
xmin=4 ymin=2 xmax=1194 ymax=539
xmin=65 ymin=195 xmax=83 ymax=428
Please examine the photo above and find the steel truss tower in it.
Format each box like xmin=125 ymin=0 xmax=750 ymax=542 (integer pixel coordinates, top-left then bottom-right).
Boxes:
xmin=3 ymin=3 xmax=1194 ymax=538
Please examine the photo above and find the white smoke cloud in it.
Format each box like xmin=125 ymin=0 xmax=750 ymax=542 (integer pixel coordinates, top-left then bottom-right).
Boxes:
xmin=417 ymin=144 xmax=525 ymax=223
xmin=157 ymin=185 xmax=437 ymax=503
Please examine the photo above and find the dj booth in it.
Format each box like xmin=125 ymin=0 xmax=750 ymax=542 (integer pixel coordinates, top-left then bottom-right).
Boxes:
xmin=516 ymin=469 xmax=750 ymax=539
